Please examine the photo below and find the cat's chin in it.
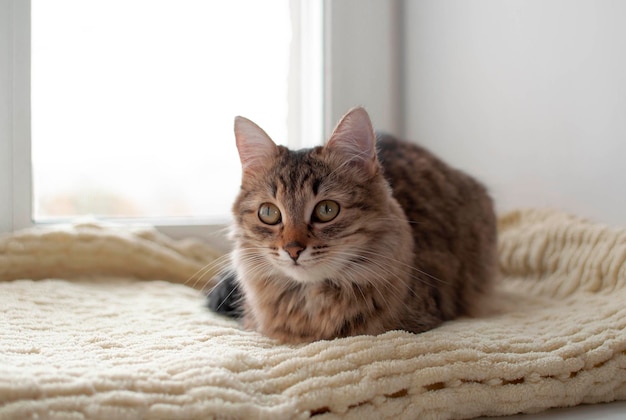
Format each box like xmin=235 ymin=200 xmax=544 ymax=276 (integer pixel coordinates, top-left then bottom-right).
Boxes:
xmin=278 ymin=263 xmax=328 ymax=285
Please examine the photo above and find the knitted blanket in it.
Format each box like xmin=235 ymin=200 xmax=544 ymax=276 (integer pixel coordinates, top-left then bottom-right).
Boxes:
xmin=1 ymin=209 xmax=625 ymax=419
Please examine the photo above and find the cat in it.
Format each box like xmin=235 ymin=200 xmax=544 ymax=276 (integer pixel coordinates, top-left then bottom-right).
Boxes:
xmin=207 ymin=107 xmax=498 ymax=343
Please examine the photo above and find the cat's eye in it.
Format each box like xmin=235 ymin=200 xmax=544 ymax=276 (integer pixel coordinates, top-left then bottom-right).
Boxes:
xmin=313 ymin=200 xmax=340 ymax=223
xmin=258 ymin=203 xmax=281 ymax=225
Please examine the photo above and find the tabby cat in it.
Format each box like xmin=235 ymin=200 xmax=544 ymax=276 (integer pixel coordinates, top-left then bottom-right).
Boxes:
xmin=207 ymin=107 xmax=497 ymax=343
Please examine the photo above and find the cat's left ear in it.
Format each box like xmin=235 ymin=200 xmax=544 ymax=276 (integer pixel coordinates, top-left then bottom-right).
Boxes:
xmin=325 ymin=107 xmax=378 ymax=176
xmin=234 ymin=116 xmax=278 ymax=174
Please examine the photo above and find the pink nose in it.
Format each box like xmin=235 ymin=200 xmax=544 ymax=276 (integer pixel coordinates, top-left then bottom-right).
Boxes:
xmin=283 ymin=241 xmax=305 ymax=261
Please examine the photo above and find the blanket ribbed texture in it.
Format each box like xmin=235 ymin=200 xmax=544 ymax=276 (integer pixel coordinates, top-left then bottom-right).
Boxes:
xmin=1 ymin=209 xmax=625 ymax=419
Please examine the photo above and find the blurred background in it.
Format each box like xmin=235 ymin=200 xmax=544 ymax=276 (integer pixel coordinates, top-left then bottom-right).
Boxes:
xmin=1 ymin=0 xmax=625 ymax=234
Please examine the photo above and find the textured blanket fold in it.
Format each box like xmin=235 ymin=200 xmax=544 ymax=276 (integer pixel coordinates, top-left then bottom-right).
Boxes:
xmin=1 ymin=209 xmax=625 ymax=419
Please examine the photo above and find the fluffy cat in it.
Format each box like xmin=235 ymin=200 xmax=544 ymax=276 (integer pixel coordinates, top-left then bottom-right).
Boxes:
xmin=207 ymin=107 xmax=497 ymax=343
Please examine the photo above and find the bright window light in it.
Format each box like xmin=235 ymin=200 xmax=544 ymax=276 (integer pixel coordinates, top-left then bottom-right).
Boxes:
xmin=31 ymin=0 xmax=303 ymax=222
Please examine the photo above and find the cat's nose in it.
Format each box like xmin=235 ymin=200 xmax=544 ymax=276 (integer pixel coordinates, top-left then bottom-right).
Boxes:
xmin=283 ymin=241 xmax=306 ymax=262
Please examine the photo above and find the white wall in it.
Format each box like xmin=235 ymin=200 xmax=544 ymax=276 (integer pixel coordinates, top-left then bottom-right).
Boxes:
xmin=324 ymin=0 xmax=403 ymax=136
xmin=403 ymin=0 xmax=626 ymax=227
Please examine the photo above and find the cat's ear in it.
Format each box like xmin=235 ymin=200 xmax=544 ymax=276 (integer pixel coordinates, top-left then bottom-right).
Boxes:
xmin=234 ymin=116 xmax=278 ymax=174
xmin=325 ymin=107 xmax=378 ymax=175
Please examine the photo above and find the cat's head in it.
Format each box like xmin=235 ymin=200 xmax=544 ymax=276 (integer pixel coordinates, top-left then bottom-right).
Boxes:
xmin=231 ymin=107 xmax=398 ymax=284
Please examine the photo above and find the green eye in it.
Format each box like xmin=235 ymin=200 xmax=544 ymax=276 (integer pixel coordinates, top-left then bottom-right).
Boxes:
xmin=313 ymin=200 xmax=340 ymax=223
xmin=258 ymin=203 xmax=281 ymax=225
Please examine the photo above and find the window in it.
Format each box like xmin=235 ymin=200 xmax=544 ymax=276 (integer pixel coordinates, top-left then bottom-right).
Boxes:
xmin=1 ymin=0 xmax=399 ymax=240
xmin=31 ymin=0 xmax=321 ymax=223
xmin=0 ymin=0 xmax=322 ymax=238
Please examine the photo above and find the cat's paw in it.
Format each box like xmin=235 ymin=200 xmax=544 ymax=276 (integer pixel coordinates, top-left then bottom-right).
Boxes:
xmin=206 ymin=271 xmax=244 ymax=319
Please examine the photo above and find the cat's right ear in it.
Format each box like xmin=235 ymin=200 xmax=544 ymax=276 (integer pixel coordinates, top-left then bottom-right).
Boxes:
xmin=234 ymin=116 xmax=278 ymax=174
xmin=326 ymin=107 xmax=379 ymax=176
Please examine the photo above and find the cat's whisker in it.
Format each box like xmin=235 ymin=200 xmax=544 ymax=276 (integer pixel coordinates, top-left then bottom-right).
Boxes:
xmin=203 ymin=271 xmax=233 ymax=297
xmin=184 ymin=253 xmax=233 ymax=291
xmin=321 ymin=253 xmax=413 ymax=313
xmin=324 ymin=250 xmax=433 ymax=315
xmin=204 ymin=246 xmax=274 ymax=295
xmin=326 ymin=246 xmax=445 ymax=290
xmin=235 ymin=250 xmax=279 ymax=281
xmin=337 ymin=261 xmax=407 ymax=315
xmin=214 ymin=282 xmax=240 ymax=312
xmin=350 ymin=247 xmax=448 ymax=286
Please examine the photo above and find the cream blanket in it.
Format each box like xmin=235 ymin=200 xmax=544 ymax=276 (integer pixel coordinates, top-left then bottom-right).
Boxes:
xmin=1 ymin=209 xmax=625 ymax=419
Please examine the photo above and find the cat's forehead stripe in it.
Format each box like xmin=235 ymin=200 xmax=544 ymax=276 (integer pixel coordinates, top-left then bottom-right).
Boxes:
xmin=274 ymin=150 xmax=329 ymax=196
xmin=311 ymin=177 xmax=322 ymax=196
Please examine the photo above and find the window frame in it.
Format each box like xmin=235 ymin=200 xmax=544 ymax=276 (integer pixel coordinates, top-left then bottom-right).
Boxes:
xmin=1 ymin=0 xmax=31 ymax=234
xmin=0 ymin=0 xmax=401 ymax=246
